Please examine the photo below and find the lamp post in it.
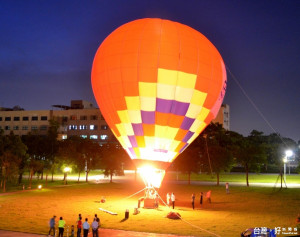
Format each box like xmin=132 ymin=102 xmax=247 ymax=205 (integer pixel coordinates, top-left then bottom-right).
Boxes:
xmin=64 ymin=167 xmax=71 ymax=185
xmin=283 ymin=157 xmax=287 ymax=184
xmin=283 ymin=150 xmax=293 ymax=184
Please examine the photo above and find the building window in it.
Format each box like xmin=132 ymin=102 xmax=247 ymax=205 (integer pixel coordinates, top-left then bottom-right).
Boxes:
xmin=32 ymin=126 xmax=38 ymax=130
xmin=68 ymin=125 xmax=77 ymax=130
xmin=80 ymin=135 xmax=88 ymax=139
xmin=40 ymin=125 xmax=47 ymax=130
xmin=5 ymin=117 xmax=11 ymax=121
xmin=100 ymin=115 xmax=105 ymax=120
xmin=22 ymin=126 xmax=28 ymax=130
xmin=101 ymin=125 xmax=108 ymax=130
xmin=90 ymin=125 xmax=98 ymax=130
xmin=5 ymin=126 xmax=10 ymax=130
xmin=90 ymin=115 xmax=98 ymax=120
xmin=79 ymin=125 xmax=88 ymax=130
xmin=62 ymin=135 xmax=67 ymax=140
xmin=62 ymin=116 xmax=68 ymax=122
xmin=32 ymin=116 xmax=38 ymax=121
xmin=100 ymin=135 xmax=108 ymax=140
xmin=90 ymin=135 xmax=98 ymax=139
xmin=41 ymin=116 xmax=48 ymax=121
xmin=13 ymin=117 xmax=20 ymax=121
xmin=13 ymin=126 xmax=19 ymax=130
xmin=80 ymin=115 xmax=87 ymax=120
xmin=70 ymin=115 xmax=77 ymax=120
xmin=0 ymin=117 xmax=2 ymax=121
xmin=23 ymin=116 xmax=29 ymax=121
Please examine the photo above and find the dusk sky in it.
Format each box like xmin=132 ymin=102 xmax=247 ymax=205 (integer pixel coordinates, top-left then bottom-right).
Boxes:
xmin=1 ymin=0 xmax=299 ymax=141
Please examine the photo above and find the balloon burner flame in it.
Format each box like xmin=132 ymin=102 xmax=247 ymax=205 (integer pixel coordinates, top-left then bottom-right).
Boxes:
xmin=138 ymin=166 xmax=165 ymax=188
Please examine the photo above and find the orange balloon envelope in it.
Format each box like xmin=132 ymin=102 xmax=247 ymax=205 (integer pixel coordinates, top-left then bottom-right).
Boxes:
xmin=91 ymin=18 xmax=226 ymax=186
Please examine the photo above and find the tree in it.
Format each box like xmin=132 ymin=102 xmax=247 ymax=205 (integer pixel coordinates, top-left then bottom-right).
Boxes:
xmin=0 ymin=131 xmax=27 ymax=192
xmin=198 ymin=123 xmax=234 ymax=185
xmin=234 ymin=130 xmax=267 ymax=187
xmin=100 ymin=144 xmax=127 ymax=183
xmin=22 ymin=133 xmax=45 ymax=188
xmin=45 ymin=119 xmax=60 ymax=185
xmin=58 ymin=137 xmax=102 ymax=182
xmin=172 ymin=141 xmax=200 ymax=185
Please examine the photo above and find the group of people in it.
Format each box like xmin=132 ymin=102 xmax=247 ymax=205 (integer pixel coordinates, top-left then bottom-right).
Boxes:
xmin=48 ymin=213 xmax=101 ymax=237
xmin=191 ymin=190 xmax=211 ymax=209
xmin=166 ymin=192 xmax=176 ymax=209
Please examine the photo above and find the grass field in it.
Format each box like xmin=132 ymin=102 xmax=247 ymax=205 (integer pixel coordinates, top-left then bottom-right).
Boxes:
xmin=3 ymin=171 xmax=300 ymax=193
xmin=0 ymin=179 xmax=299 ymax=237
xmin=165 ymin=172 xmax=300 ymax=184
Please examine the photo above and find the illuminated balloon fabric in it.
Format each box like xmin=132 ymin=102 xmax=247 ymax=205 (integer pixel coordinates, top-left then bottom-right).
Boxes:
xmin=91 ymin=18 xmax=226 ymax=171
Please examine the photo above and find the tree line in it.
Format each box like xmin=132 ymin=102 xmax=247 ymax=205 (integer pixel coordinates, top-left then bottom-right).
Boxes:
xmin=0 ymin=120 xmax=131 ymax=192
xmin=0 ymin=121 xmax=299 ymax=192
xmin=173 ymin=123 xmax=299 ymax=186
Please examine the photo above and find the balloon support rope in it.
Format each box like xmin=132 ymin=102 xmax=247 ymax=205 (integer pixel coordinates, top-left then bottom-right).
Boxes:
xmin=152 ymin=186 xmax=221 ymax=237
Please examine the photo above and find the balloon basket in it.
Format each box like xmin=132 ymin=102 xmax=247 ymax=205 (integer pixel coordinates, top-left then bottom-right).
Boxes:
xmin=144 ymin=198 xmax=156 ymax=209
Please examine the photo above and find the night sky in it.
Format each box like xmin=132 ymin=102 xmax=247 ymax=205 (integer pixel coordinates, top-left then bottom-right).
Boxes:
xmin=1 ymin=1 xmax=299 ymax=141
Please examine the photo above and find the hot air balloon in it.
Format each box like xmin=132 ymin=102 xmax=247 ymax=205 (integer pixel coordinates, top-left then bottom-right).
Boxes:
xmin=91 ymin=18 xmax=226 ymax=188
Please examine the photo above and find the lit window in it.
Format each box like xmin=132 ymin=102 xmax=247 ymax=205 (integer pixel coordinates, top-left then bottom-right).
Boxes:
xmin=69 ymin=125 xmax=77 ymax=130
xmin=79 ymin=125 xmax=87 ymax=130
xmin=62 ymin=135 xmax=67 ymax=140
xmin=100 ymin=135 xmax=108 ymax=140
xmin=80 ymin=135 xmax=88 ymax=139
xmin=70 ymin=115 xmax=77 ymax=120
xmin=90 ymin=135 xmax=98 ymax=139
xmin=90 ymin=125 xmax=98 ymax=130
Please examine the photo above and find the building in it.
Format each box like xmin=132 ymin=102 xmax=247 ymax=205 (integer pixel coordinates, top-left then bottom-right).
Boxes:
xmin=0 ymin=100 xmax=230 ymax=143
xmin=212 ymin=104 xmax=230 ymax=130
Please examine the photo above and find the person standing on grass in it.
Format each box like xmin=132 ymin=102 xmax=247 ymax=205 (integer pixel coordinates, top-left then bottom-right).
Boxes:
xmin=206 ymin=190 xmax=212 ymax=203
xmin=92 ymin=218 xmax=99 ymax=237
xmin=48 ymin=215 xmax=56 ymax=237
xmin=166 ymin=193 xmax=170 ymax=207
xmin=70 ymin=225 xmax=75 ymax=237
xmin=95 ymin=214 xmax=100 ymax=226
xmin=225 ymin=182 xmax=229 ymax=194
xmin=83 ymin=218 xmax=90 ymax=237
xmin=58 ymin=216 xmax=66 ymax=237
xmin=77 ymin=216 xmax=82 ymax=237
xmin=171 ymin=192 xmax=175 ymax=209
xmin=200 ymin=192 xmax=203 ymax=207
xmin=191 ymin=193 xmax=195 ymax=210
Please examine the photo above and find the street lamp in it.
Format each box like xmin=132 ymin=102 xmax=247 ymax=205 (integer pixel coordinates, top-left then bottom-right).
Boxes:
xmin=64 ymin=167 xmax=71 ymax=185
xmin=283 ymin=150 xmax=293 ymax=184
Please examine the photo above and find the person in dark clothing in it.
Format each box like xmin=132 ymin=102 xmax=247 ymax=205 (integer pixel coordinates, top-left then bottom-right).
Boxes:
xmin=191 ymin=193 xmax=195 ymax=210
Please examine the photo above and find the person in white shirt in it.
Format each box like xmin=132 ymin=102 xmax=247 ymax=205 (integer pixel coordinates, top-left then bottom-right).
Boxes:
xmin=91 ymin=218 xmax=99 ymax=237
xmin=171 ymin=193 xmax=175 ymax=209
xmin=83 ymin=218 xmax=90 ymax=237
